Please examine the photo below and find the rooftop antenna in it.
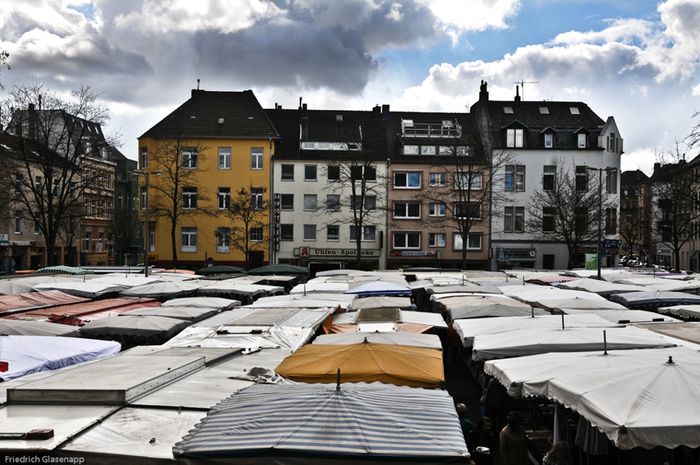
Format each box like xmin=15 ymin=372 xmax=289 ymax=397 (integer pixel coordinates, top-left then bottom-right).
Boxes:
xmin=514 ymin=79 xmax=539 ymax=101
xmin=196 ymin=79 xmax=200 ymax=90
xmin=336 ymin=368 xmax=341 ymax=391
xmin=603 ymin=330 xmax=608 ymax=355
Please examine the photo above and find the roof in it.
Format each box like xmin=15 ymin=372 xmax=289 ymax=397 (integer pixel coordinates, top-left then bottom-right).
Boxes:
xmin=140 ymin=89 xmax=279 ymax=140
xmin=621 ymin=169 xmax=650 ymax=185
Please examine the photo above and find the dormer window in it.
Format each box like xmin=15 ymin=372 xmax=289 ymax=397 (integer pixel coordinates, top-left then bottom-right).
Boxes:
xmin=504 ymin=106 xmax=513 ymax=114
xmin=506 ymin=128 xmax=524 ymax=148
xmin=570 ymin=107 xmax=580 ymax=115
xmin=544 ymin=132 xmax=554 ymax=148
xmin=578 ymin=133 xmax=587 ymax=148
xmin=539 ymin=107 xmax=549 ymax=114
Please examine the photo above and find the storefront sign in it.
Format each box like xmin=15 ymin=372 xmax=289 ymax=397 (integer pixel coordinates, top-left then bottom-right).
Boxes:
xmin=294 ymin=247 xmax=380 ymax=258
xmin=389 ymin=250 xmax=436 ymax=257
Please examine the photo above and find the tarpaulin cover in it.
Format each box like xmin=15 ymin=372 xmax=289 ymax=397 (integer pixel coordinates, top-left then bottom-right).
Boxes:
xmin=165 ymin=325 xmax=314 ymax=352
xmin=608 ymin=277 xmax=700 ymax=292
xmin=545 ymin=352 xmax=700 ymax=449
xmin=314 ymin=332 xmax=442 ymax=349
xmin=484 ymin=346 xmax=697 ymax=398
xmin=0 ymin=319 xmax=81 ymax=337
xmin=290 ymin=282 xmax=350 ymax=294
xmin=350 ymin=296 xmax=413 ymax=310
xmin=8 ymin=297 xmax=159 ymax=321
xmin=0 ymin=291 xmax=88 ymax=315
xmin=173 ymin=383 xmax=468 ymax=459
xmin=249 ymin=293 xmax=355 ymax=309
xmin=639 ymin=322 xmax=700 ymax=345
xmin=658 ymin=304 xmax=700 ymax=320
xmin=80 ymin=315 xmax=190 ymax=347
xmin=561 ymin=309 xmax=679 ymax=324
xmin=426 ymin=284 xmax=502 ymax=295
xmin=275 ymin=342 xmax=444 ymax=388
xmin=0 ymin=335 xmax=120 ymax=381
xmin=0 ymin=276 xmax=83 ymax=296
xmin=122 ymin=306 xmax=219 ymax=322
xmin=122 ymin=280 xmax=205 ymax=298
xmin=198 ymin=280 xmax=284 ymax=297
xmin=610 ymin=291 xmax=700 ymax=310
xmin=556 ymin=278 xmax=645 ymax=296
xmin=345 ymin=280 xmax=412 ymax=297
xmin=471 ymin=326 xmax=675 ymax=361
xmin=454 ymin=314 xmax=616 ymax=347
xmin=162 ymin=297 xmax=240 ymax=309
xmin=33 ymin=281 xmax=128 ymax=298
xmin=327 ymin=323 xmax=432 ymax=334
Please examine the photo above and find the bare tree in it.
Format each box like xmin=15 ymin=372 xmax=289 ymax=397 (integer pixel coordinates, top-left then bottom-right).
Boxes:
xmin=0 ymin=84 xmax=115 ymax=266
xmin=527 ymin=164 xmax=615 ymax=269
xmin=147 ymin=135 xmax=209 ymax=269
xmin=226 ymin=186 xmax=268 ymax=269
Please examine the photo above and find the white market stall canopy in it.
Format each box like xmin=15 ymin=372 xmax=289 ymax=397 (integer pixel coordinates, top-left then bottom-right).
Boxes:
xmin=198 ymin=279 xmax=284 ymax=298
xmin=248 ymin=293 xmax=355 ymax=310
xmin=610 ymin=291 xmax=700 ymax=310
xmin=122 ymin=280 xmax=205 ymax=299
xmin=555 ymin=278 xmax=645 ymax=296
xmin=33 ymin=281 xmax=128 ymax=298
xmin=561 ymin=308 xmax=679 ymax=324
xmin=314 ymin=332 xmax=442 ymax=350
xmin=0 ymin=319 xmax=81 ymax=337
xmin=161 ymin=296 xmax=240 ymax=309
xmin=471 ymin=326 xmax=675 ymax=361
xmin=657 ymin=304 xmax=700 ymax=320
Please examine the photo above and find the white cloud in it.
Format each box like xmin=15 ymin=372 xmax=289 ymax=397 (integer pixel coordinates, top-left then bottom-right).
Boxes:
xmin=421 ymin=0 xmax=521 ymax=32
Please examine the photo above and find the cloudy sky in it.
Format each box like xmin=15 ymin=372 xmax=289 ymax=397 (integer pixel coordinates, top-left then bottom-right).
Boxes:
xmin=2 ymin=0 xmax=700 ymax=173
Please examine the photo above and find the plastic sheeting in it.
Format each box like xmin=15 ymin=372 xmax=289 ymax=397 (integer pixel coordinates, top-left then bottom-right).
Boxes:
xmin=0 ymin=335 xmax=120 ymax=381
xmin=173 ymin=383 xmax=468 ymax=459
xmin=471 ymin=326 xmax=675 ymax=361
xmin=314 ymin=332 xmax=442 ymax=349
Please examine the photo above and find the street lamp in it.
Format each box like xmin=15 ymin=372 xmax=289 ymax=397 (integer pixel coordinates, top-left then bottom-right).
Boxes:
xmin=585 ymin=166 xmax=616 ymax=280
xmin=134 ymin=169 xmax=162 ymax=277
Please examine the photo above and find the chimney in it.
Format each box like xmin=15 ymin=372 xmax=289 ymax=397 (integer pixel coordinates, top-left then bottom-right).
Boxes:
xmin=373 ymin=105 xmax=381 ymax=115
xmin=515 ymin=85 xmax=521 ymax=102
xmin=191 ymin=88 xmax=204 ymax=98
xmin=298 ymin=97 xmax=303 ymax=110
xmin=653 ymin=162 xmax=661 ymax=173
xmin=302 ymin=103 xmax=307 ymax=111
xmin=479 ymin=80 xmax=489 ymax=102
xmin=381 ymin=104 xmax=390 ymax=120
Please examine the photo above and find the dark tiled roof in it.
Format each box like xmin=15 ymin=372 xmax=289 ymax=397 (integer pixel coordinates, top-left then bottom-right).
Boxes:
xmin=621 ymin=170 xmax=650 ymax=185
xmin=478 ymin=99 xmax=605 ymax=150
xmin=266 ymin=108 xmax=387 ymax=161
xmin=650 ymin=161 xmax=687 ymax=183
xmin=141 ymin=90 xmax=279 ymax=140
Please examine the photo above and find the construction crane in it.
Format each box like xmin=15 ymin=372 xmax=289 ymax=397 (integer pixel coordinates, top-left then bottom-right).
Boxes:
xmin=515 ymin=79 xmax=539 ymax=101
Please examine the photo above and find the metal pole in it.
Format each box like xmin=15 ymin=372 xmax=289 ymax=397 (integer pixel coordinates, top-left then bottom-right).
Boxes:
xmin=598 ymin=168 xmax=603 ymax=280
xmin=143 ymin=172 xmax=149 ymax=278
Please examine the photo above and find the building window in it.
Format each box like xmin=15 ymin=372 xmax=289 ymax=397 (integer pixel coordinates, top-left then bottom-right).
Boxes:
xmin=607 ymin=133 xmax=618 ymax=153
xmin=140 ymin=187 xmax=148 ymax=210
xmin=428 ymin=232 xmax=446 ymax=247
xmin=14 ymin=212 xmax=22 ymax=234
xmin=504 ymin=206 xmax=525 ymax=233
xmin=505 ymin=165 xmax=525 ymax=192
xmin=506 ymin=128 xmax=524 ymax=148
xmin=543 ymin=166 xmax=556 ymax=191
xmin=575 ymin=207 xmax=588 ymax=234
xmin=304 ymin=164 xmax=317 ymax=181
xmin=251 ymin=187 xmax=264 ymax=210
xmin=218 ymin=147 xmax=231 ymax=169
xmin=605 ymin=208 xmax=617 ymax=234
xmin=303 ymin=194 xmax=317 ymax=211
xmin=327 ymin=225 xmax=340 ymax=241
xmin=544 ymin=132 xmax=554 ymax=148
xmin=403 ymin=145 xmax=419 ymax=155
xmin=454 ymin=233 xmax=482 ymax=250
xmin=181 ymin=227 xmax=197 ymax=252
xmin=394 ymin=171 xmax=421 ymax=189
xmin=139 ymin=147 xmax=148 ymax=169
xmin=576 ymin=166 xmax=588 ymax=191
xmin=539 ymin=106 xmax=549 ymax=114
xmin=217 ymin=227 xmax=230 ymax=253
xmin=570 ymin=107 xmax=580 ymax=115
xmin=420 ymin=145 xmax=436 ymax=155
xmin=149 ymin=227 xmax=156 ymax=252
xmin=250 ymin=147 xmax=264 ymax=170
xmin=577 ymin=133 xmax=587 ymax=148
xmin=456 ymin=172 xmax=482 ymax=190
xmin=281 ymin=194 xmax=294 ymax=210
xmin=303 ymin=224 xmax=316 ymax=241
xmin=543 ymin=207 xmax=556 ymax=232
xmin=182 ymin=148 xmax=198 ymax=168
xmin=393 ymin=232 xmax=420 ymax=249
xmin=429 ymin=202 xmax=446 ymax=217
xmin=281 ymin=164 xmax=294 ymax=180
xmin=429 ymin=172 xmax=446 ymax=186
xmin=504 ymin=106 xmax=513 ymax=114
xmin=280 ymin=224 xmax=294 ymax=241
xmin=394 ymin=202 xmax=421 ymax=219
xmin=363 ymin=195 xmax=377 ymax=211
xmin=606 ymin=169 xmax=618 ymax=194
xmin=350 ymin=165 xmax=376 ymax=182
xmin=350 ymin=225 xmax=377 ymax=241
xmin=455 ymin=202 xmax=481 ymax=219
xmin=182 ymin=187 xmax=197 ymax=209
xmin=326 ymin=194 xmax=341 ymax=211
xmin=218 ymin=187 xmax=231 ymax=210
xmin=249 ymin=227 xmax=263 ymax=242
xmin=327 ymin=165 xmax=340 ymax=181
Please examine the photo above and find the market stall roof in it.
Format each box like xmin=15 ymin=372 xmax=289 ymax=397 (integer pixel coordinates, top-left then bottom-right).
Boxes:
xmin=484 ymin=346 xmax=697 ymax=398
xmin=173 ymin=383 xmax=468 ymax=461
xmin=657 ymin=304 xmax=700 ymax=320
xmin=454 ymin=314 xmax=616 ymax=347
xmin=35 ymin=265 xmax=88 ymax=275
xmin=471 ymin=326 xmax=675 ymax=361
xmin=637 ymin=321 xmax=700 ymax=345
xmin=196 ymin=265 xmax=247 ymax=276
xmin=561 ymin=308 xmax=679 ymax=324
xmin=608 ymin=276 xmax=700 ymax=292
xmin=198 ymin=279 xmax=284 ymax=297
xmin=194 ymin=306 xmax=333 ymax=329
xmin=161 ymin=296 xmax=240 ymax=309
xmin=546 ymin=352 xmax=700 ymax=449
xmin=331 ymin=310 xmax=447 ymax=329
xmin=121 ymin=306 xmax=219 ymax=322
xmin=556 ymin=278 xmax=645 ymax=296
xmin=0 ymin=335 xmax=120 ymax=381
xmin=0 ymin=319 xmax=81 ymax=337
xmin=0 ymin=275 xmax=84 ymax=296
xmin=275 ymin=342 xmax=444 ymax=388
xmin=33 ymin=281 xmax=128 ymax=298
xmin=290 ymin=281 xmax=351 ymax=294
xmin=249 ymin=293 xmax=355 ymax=310
xmin=350 ymin=296 xmax=413 ymax=311
xmin=80 ymin=315 xmax=190 ymax=347
xmin=121 ymin=280 xmax=205 ymax=298
xmin=541 ymin=296 xmax=627 ymax=311
xmin=345 ymin=279 xmax=412 ymax=297
xmin=610 ymin=291 xmax=700 ymax=310
xmin=426 ymin=284 xmax=502 ymax=295
xmin=0 ymin=290 xmax=88 ymax=315
xmin=6 ymin=297 xmax=159 ymax=323
xmin=165 ymin=325 xmax=314 ymax=352
xmin=248 ymin=264 xmax=308 ymax=275
xmin=314 ymin=332 xmax=442 ymax=349
xmin=87 ymin=274 xmax=161 ymax=287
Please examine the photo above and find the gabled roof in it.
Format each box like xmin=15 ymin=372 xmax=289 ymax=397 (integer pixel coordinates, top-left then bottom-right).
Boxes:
xmin=486 ymin=100 xmax=605 ymax=129
xmin=140 ymin=89 xmax=279 ymax=140
xmin=621 ymin=170 xmax=650 ymax=185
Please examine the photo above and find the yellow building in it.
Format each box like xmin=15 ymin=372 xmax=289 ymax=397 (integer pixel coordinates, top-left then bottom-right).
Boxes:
xmin=138 ymin=89 xmax=279 ymax=269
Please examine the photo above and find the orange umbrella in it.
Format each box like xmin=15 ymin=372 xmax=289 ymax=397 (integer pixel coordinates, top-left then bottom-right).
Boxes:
xmin=276 ymin=342 xmax=444 ymax=388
